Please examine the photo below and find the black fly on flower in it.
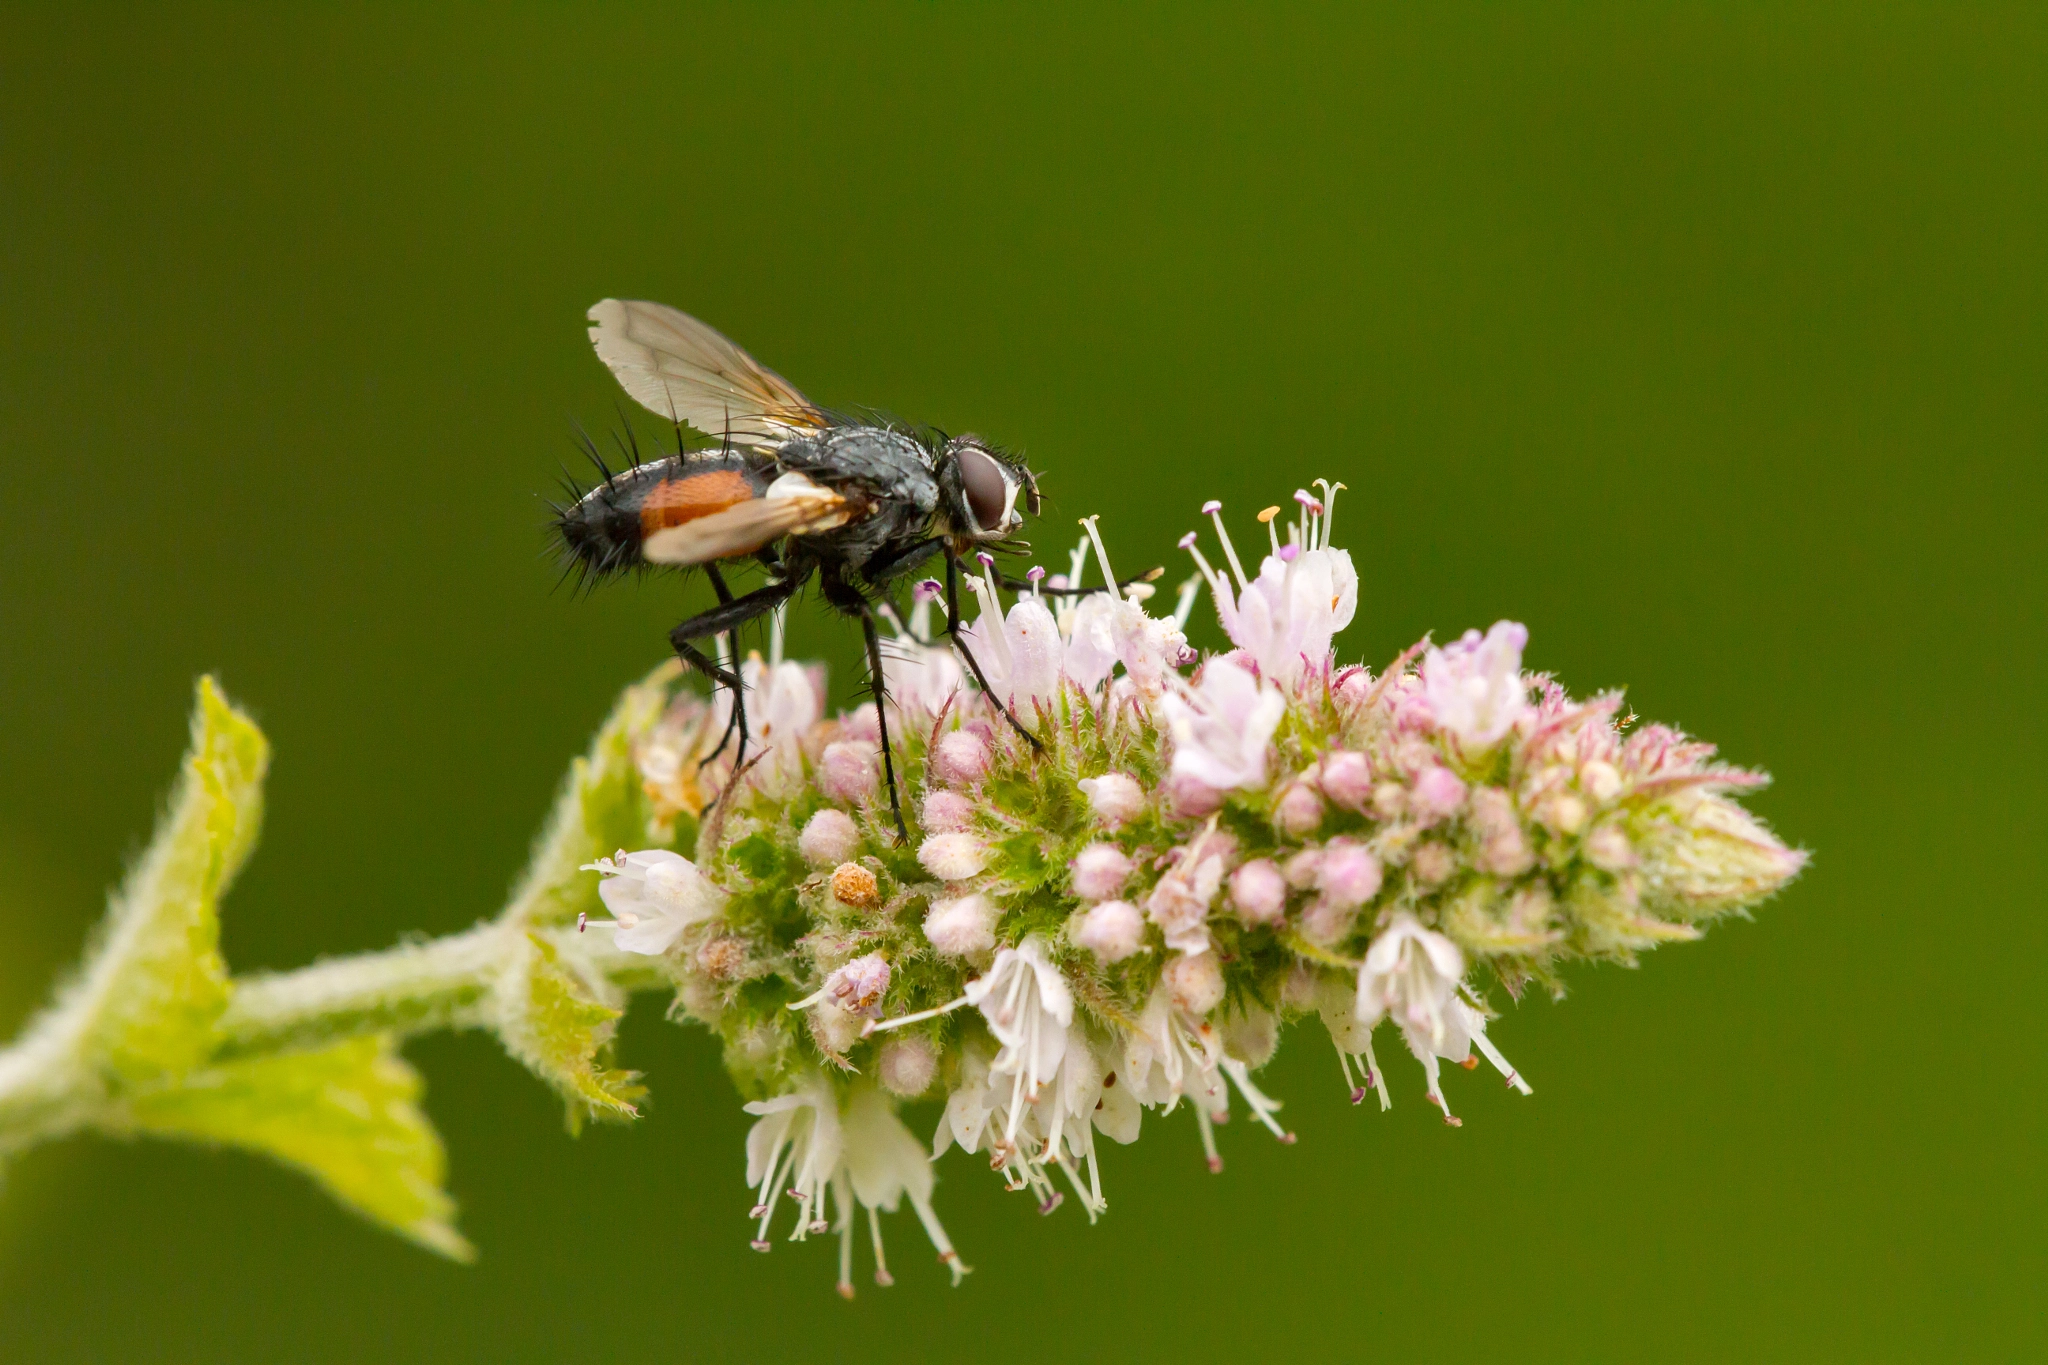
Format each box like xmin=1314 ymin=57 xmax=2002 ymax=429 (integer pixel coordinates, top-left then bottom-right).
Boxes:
xmin=552 ymin=300 xmax=1068 ymax=840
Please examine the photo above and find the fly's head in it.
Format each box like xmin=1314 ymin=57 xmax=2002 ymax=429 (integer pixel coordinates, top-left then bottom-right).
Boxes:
xmin=938 ymin=434 xmax=1039 ymax=549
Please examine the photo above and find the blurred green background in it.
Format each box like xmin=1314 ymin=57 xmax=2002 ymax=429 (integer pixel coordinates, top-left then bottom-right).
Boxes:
xmin=2 ymin=4 xmax=2041 ymax=1360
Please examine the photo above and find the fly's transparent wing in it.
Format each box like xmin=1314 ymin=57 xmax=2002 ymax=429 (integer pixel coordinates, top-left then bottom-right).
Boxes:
xmin=587 ymin=299 xmax=829 ymax=448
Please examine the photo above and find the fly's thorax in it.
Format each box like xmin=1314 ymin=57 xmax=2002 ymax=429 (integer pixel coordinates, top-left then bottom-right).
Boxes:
xmin=777 ymin=426 xmax=940 ymax=514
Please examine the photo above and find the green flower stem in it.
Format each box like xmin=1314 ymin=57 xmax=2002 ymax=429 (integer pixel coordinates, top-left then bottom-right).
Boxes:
xmin=214 ymin=925 xmax=672 ymax=1059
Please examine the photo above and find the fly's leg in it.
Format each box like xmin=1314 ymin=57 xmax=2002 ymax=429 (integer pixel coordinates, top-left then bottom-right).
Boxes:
xmin=994 ymin=566 xmax=1165 ymax=597
xmin=699 ymin=564 xmax=745 ymax=766
xmin=818 ymin=568 xmax=912 ymax=843
xmin=859 ymin=607 xmax=911 ymax=844
xmin=668 ymin=578 xmax=799 ymax=808
xmin=944 ymin=551 xmax=1044 ymax=752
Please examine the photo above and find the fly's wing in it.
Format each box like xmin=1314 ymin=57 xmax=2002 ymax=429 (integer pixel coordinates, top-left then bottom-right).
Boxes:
xmin=588 ymin=299 xmax=829 ymax=449
xmin=640 ymin=472 xmax=859 ymax=565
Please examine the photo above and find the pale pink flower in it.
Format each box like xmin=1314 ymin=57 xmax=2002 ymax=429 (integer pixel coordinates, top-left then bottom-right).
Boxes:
xmin=957 ymin=579 xmax=1063 ymax=713
xmin=1357 ymin=913 xmax=1530 ymax=1123
xmin=1160 ymin=656 xmax=1285 ymax=792
xmin=790 ymin=952 xmax=892 ymax=1018
xmin=1183 ymin=486 xmax=1357 ymax=687
xmin=1146 ymin=830 xmax=1229 ymax=954
xmin=1422 ymin=621 xmax=1532 ymax=748
xmin=582 ymin=848 xmax=727 ymax=956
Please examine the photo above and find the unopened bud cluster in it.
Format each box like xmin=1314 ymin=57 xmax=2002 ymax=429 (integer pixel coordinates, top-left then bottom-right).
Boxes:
xmin=591 ymin=481 xmax=1804 ymax=1296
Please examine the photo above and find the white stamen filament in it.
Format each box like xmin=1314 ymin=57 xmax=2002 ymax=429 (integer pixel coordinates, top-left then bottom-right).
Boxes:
xmin=862 ymin=993 xmax=971 ymax=1037
xmin=1078 ymin=516 xmax=1121 ymax=602
xmin=1205 ymin=503 xmax=1251 ymax=590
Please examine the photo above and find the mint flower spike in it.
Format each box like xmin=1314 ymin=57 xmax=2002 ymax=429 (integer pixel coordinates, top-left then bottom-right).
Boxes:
xmin=585 ymin=476 xmax=1803 ymax=1292
xmin=0 ymin=473 xmax=1802 ymax=1291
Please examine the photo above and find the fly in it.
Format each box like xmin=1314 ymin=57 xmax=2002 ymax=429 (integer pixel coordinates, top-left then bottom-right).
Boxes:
xmin=553 ymin=299 xmax=1118 ymax=840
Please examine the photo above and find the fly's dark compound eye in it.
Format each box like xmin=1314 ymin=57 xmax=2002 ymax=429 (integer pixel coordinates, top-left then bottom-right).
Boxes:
xmin=958 ymin=444 xmax=1010 ymax=532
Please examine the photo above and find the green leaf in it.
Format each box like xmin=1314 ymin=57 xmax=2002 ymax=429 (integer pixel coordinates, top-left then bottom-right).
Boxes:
xmin=495 ymin=934 xmax=645 ymax=1132
xmin=80 ymin=676 xmax=268 ymax=1081
xmin=501 ymin=667 xmax=670 ymax=930
xmin=125 ymin=1035 xmax=472 ymax=1261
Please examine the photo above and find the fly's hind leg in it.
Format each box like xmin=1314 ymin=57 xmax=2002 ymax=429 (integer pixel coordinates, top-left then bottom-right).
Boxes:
xmin=668 ymin=576 xmax=798 ymax=808
xmin=697 ymin=565 xmax=746 ymax=766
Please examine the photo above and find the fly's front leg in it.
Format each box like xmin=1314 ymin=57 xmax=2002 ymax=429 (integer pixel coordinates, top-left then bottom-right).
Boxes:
xmin=818 ymin=568 xmax=912 ymax=843
xmin=995 ymin=566 xmax=1165 ymax=597
xmin=944 ymin=551 xmax=1044 ymax=752
xmin=858 ymin=607 xmax=912 ymax=844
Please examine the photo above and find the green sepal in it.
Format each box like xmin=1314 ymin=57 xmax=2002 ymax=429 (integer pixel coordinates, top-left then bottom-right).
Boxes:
xmin=496 ymin=934 xmax=645 ymax=1132
xmin=124 ymin=1034 xmax=472 ymax=1262
xmin=501 ymin=668 xmax=669 ymax=930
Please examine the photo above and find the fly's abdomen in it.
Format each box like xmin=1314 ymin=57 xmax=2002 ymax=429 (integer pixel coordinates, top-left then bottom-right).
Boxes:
xmin=554 ymin=451 xmax=769 ymax=579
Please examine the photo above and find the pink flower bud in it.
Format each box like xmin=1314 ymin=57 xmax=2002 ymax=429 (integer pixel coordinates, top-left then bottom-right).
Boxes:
xmin=1163 ymin=951 xmax=1226 ymax=1015
xmin=1274 ymin=779 xmax=1325 ymax=837
xmin=1316 ymin=839 xmax=1383 ymax=909
xmin=930 ymin=729 xmax=990 ymax=786
xmin=1073 ymin=899 xmax=1145 ymax=962
xmin=1165 ymin=771 xmax=1224 ymax=819
xmin=922 ymin=892 xmax=998 ymax=956
xmin=1410 ymin=842 xmax=1454 ymax=886
xmin=1469 ymin=786 xmax=1533 ymax=875
xmin=797 ymin=809 xmax=859 ymax=867
xmin=1318 ymin=750 xmax=1373 ymax=810
xmin=1071 ymin=843 xmax=1134 ymax=900
xmin=818 ymin=741 xmax=879 ymax=804
xmin=1284 ymin=847 xmax=1324 ymax=889
xmin=1229 ymin=858 xmax=1288 ymax=926
xmin=918 ymin=831 xmax=991 ymax=882
xmin=921 ymin=788 xmax=976 ymax=833
xmin=1580 ymin=759 xmax=1623 ymax=803
xmin=1411 ymin=764 xmax=1468 ymax=822
xmin=837 ymin=706 xmax=882 ymax=745
xmin=877 ymin=1035 xmax=938 ymax=1097
xmin=1299 ymin=896 xmax=1358 ymax=947
xmin=1584 ymin=823 xmax=1637 ymax=870
xmin=1078 ymin=772 xmax=1146 ymax=827
xmin=1333 ymin=667 xmax=1373 ymax=706
xmin=1371 ymin=781 xmax=1407 ymax=819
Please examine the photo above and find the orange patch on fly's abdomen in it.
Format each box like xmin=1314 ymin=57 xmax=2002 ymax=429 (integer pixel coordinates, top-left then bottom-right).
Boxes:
xmin=639 ymin=470 xmax=757 ymax=536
